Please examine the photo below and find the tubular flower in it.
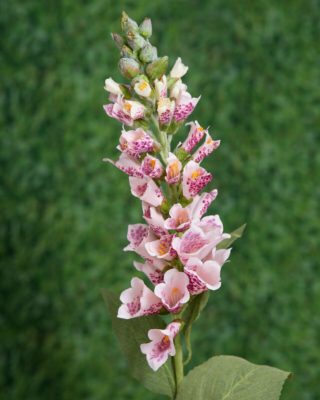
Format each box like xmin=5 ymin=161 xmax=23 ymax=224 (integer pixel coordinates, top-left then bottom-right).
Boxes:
xmin=192 ymin=133 xmax=221 ymax=163
xmin=181 ymin=121 xmax=206 ymax=153
xmin=140 ymin=322 xmax=181 ymax=371
xmin=129 ymin=176 xmax=164 ymax=207
xmin=173 ymin=90 xmax=200 ymax=122
xmin=118 ymin=277 xmax=162 ymax=319
xmin=141 ymin=155 xmax=164 ymax=178
xmin=182 ymin=160 xmax=212 ymax=199
xmin=154 ymin=269 xmax=190 ymax=313
xmin=118 ymin=128 xmax=154 ymax=158
xmin=165 ymin=152 xmax=182 ymax=184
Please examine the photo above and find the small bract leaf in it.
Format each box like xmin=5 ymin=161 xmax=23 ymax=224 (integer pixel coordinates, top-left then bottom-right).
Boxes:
xmin=217 ymin=223 xmax=246 ymax=249
xmin=176 ymin=355 xmax=290 ymax=400
xmin=102 ymin=290 xmax=175 ymax=398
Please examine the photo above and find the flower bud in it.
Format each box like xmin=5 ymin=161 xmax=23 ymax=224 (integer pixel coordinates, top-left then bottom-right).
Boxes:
xmin=170 ymin=57 xmax=188 ymax=79
xmin=139 ymin=43 xmax=157 ymax=63
xmin=111 ymin=33 xmax=124 ymax=49
xmin=121 ymin=11 xmax=139 ymax=34
xmin=119 ymin=58 xmax=141 ymax=79
xmin=121 ymin=45 xmax=134 ymax=58
xmin=134 ymin=78 xmax=152 ymax=98
xmin=104 ymin=77 xmax=122 ymax=95
xmin=146 ymin=56 xmax=168 ymax=80
xmin=127 ymin=31 xmax=146 ymax=51
xmin=139 ymin=18 xmax=152 ymax=38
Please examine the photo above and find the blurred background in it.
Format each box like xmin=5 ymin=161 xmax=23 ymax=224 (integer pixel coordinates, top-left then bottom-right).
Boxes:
xmin=1 ymin=0 xmax=319 ymax=399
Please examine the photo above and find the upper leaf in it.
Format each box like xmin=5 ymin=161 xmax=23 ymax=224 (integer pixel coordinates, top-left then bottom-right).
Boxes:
xmin=176 ymin=355 xmax=290 ymax=400
xmin=102 ymin=290 xmax=175 ymax=398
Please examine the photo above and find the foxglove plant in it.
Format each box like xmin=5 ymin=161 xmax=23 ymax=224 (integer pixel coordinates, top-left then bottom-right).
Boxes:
xmin=102 ymin=12 xmax=290 ymax=400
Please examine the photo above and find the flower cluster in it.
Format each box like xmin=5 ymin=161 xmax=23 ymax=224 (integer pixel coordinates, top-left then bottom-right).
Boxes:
xmin=104 ymin=12 xmax=231 ymax=372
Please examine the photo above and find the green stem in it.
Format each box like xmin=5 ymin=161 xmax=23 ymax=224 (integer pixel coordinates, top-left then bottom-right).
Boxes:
xmin=173 ymin=333 xmax=184 ymax=398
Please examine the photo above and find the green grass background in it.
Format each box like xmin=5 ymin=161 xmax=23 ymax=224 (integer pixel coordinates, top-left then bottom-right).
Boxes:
xmin=1 ymin=0 xmax=320 ymax=399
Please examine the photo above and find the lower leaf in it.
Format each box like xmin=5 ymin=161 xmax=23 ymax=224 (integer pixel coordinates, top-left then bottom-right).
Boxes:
xmin=176 ymin=355 xmax=290 ymax=400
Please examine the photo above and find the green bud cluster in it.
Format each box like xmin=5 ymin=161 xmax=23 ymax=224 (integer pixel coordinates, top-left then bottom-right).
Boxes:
xmin=112 ymin=11 xmax=168 ymax=81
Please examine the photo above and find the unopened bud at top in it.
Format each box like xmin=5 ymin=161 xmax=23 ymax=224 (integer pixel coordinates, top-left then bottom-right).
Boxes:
xmin=139 ymin=18 xmax=152 ymax=38
xmin=121 ymin=11 xmax=139 ymax=34
xmin=170 ymin=57 xmax=189 ymax=79
xmin=111 ymin=33 xmax=124 ymax=49
xmin=119 ymin=58 xmax=141 ymax=79
xmin=127 ymin=31 xmax=146 ymax=51
xmin=139 ymin=43 xmax=157 ymax=63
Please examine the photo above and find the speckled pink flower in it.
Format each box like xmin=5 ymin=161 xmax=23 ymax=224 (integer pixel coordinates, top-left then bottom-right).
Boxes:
xmin=118 ymin=277 xmax=162 ymax=319
xmin=154 ymin=269 xmax=190 ymax=313
xmin=129 ymin=176 xmax=164 ymax=207
xmin=142 ymin=203 xmax=167 ymax=237
xmin=173 ymin=90 xmax=200 ymax=122
xmin=184 ymin=257 xmax=222 ymax=295
xmin=164 ymin=203 xmax=192 ymax=231
xmin=104 ymin=153 xmax=143 ymax=177
xmin=172 ymin=224 xmax=214 ymax=264
xmin=103 ymin=95 xmax=145 ymax=126
xmin=133 ymin=259 xmax=166 ymax=285
xmin=182 ymin=160 xmax=212 ymax=199
xmin=124 ymin=224 xmax=155 ymax=259
xmin=145 ymin=234 xmax=176 ymax=261
xmin=157 ymin=97 xmax=175 ymax=125
xmin=140 ymin=321 xmax=181 ymax=371
xmin=118 ymin=128 xmax=154 ymax=158
xmin=141 ymin=155 xmax=164 ymax=179
xmin=192 ymin=133 xmax=220 ymax=163
xmin=181 ymin=121 xmax=206 ymax=153
xmin=188 ymin=190 xmax=218 ymax=221
xmin=165 ymin=153 xmax=182 ymax=185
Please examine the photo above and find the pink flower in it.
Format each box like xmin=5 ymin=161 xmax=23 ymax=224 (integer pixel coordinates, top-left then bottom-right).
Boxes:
xmin=165 ymin=153 xmax=182 ymax=184
xmin=181 ymin=121 xmax=206 ymax=153
xmin=192 ymin=133 xmax=221 ymax=163
xmin=205 ymin=247 xmax=232 ymax=265
xmin=142 ymin=203 xmax=167 ymax=237
xmin=104 ymin=153 xmax=143 ymax=177
xmin=173 ymin=91 xmax=200 ymax=122
xmin=164 ymin=203 xmax=192 ymax=231
xmin=129 ymin=176 xmax=164 ymax=207
xmin=182 ymin=160 xmax=212 ymax=199
xmin=117 ymin=277 xmax=162 ymax=319
xmin=184 ymin=257 xmax=221 ymax=295
xmin=103 ymin=101 xmax=133 ymax=126
xmin=185 ymin=247 xmax=231 ymax=295
xmin=140 ymin=321 xmax=181 ymax=371
xmin=118 ymin=128 xmax=154 ymax=158
xmin=188 ymin=189 xmax=218 ymax=221
xmin=133 ymin=259 xmax=166 ymax=285
xmin=103 ymin=96 xmax=146 ymax=126
xmin=154 ymin=269 xmax=190 ymax=313
xmin=145 ymin=234 xmax=176 ymax=261
xmin=157 ymin=98 xmax=175 ymax=125
xmin=154 ymin=75 xmax=167 ymax=98
xmin=124 ymin=224 xmax=155 ymax=259
xmin=164 ymin=190 xmax=218 ymax=232
xmin=172 ymin=224 xmax=214 ymax=264
xmin=141 ymin=155 xmax=164 ymax=179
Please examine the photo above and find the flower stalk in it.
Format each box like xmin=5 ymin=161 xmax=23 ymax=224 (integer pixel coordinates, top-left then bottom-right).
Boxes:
xmin=103 ymin=11 xmax=235 ymax=395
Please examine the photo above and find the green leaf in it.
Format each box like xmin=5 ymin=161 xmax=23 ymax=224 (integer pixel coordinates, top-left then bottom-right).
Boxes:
xmin=101 ymin=290 xmax=175 ymax=398
xmin=217 ymin=223 xmax=247 ymax=249
xmin=176 ymin=355 xmax=290 ymax=400
xmin=146 ymin=56 xmax=169 ymax=80
xmin=182 ymin=292 xmax=209 ymax=365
